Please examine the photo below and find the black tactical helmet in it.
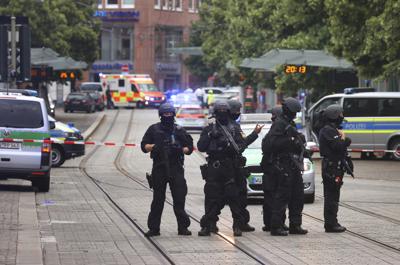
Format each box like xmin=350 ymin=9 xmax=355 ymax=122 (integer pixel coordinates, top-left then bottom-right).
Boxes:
xmin=213 ymin=100 xmax=230 ymax=113
xmin=271 ymin=106 xmax=283 ymax=117
xmin=282 ymin=97 xmax=301 ymax=113
xmin=227 ymin=99 xmax=242 ymax=113
xmin=158 ymin=103 xmax=175 ymax=116
xmin=324 ymin=104 xmax=344 ymax=120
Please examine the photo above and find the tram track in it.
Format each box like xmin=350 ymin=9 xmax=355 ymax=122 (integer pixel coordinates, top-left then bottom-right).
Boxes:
xmin=78 ymin=109 xmax=174 ymax=265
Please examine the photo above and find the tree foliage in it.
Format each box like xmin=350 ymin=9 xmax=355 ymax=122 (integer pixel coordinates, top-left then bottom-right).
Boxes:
xmin=186 ymin=0 xmax=400 ymax=95
xmin=0 ymin=0 xmax=100 ymax=63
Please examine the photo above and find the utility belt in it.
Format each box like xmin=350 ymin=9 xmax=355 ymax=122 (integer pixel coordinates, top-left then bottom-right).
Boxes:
xmin=322 ymin=158 xmax=345 ymax=186
xmin=273 ymin=153 xmax=302 ymax=171
xmin=207 ymin=156 xmax=246 ymax=169
xmin=322 ymin=157 xmax=343 ymax=170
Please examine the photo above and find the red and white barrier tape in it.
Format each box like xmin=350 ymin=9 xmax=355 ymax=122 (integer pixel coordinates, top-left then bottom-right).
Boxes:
xmin=1 ymin=138 xmax=398 ymax=153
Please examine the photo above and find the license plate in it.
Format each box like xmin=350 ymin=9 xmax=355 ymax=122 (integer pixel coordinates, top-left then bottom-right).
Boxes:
xmin=252 ymin=176 xmax=263 ymax=184
xmin=0 ymin=142 xmax=21 ymax=149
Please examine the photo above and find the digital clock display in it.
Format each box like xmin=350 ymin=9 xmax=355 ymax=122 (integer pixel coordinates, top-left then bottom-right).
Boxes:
xmin=284 ymin=65 xmax=307 ymax=74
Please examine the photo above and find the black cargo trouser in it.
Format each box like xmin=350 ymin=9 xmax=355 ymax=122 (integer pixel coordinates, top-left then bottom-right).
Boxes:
xmin=209 ymin=168 xmax=250 ymax=226
xmin=262 ymin=169 xmax=286 ymax=228
xmin=200 ymin=159 xmax=245 ymax=229
xmin=270 ymin=162 xmax=304 ymax=229
xmin=147 ymin=163 xmax=190 ymax=232
xmin=322 ymin=159 xmax=343 ymax=227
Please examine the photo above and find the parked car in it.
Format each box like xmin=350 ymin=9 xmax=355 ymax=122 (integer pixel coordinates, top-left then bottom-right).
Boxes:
xmin=175 ymin=104 xmax=207 ymax=130
xmin=64 ymin=92 xmax=96 ymax=113
xmin=240 ymin=114 xmax=316 ymax=203
xmin=0 ymin=93 xmax=53 ymax=191
xmin=306 ymin=91 xmax=400 ymax=160
xmin=85 ymin=91 xmax=105 ymax=111
xmin=170 ymin=93 xmax=201 ymax=108
xmin=48 ymin=116 xmax=85 ymax=167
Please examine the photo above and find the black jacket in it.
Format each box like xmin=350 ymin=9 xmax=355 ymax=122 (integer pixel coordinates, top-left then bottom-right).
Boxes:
xmin=141 ymin=123 xmax=193 ymax=164
xmin=319 ymin=123 xmax=351 ymax=161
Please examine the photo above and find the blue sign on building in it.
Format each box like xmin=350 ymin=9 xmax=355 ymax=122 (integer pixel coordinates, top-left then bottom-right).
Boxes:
xmin=94 ymin=10 xmax=140 ymax=22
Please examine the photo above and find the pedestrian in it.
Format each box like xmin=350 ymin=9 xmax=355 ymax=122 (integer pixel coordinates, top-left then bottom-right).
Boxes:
xmin=318 ymin=104 xmax=352 ymax=233
xmin=197 ymin=101 xmax=247 ymax=237
xmin=194 ymin=88 xmax=204 ymax=107
xmin=106 ymin=86 xmax=114 ymax=109
xmin=207 ymin=89 xmax=215 ymax=108
xmin=141 ymin=103 xmax=194 ymax=237
xmin=261 ymin=106 xmax=288 ymax=232
xmin=262 ymin=97 xmax=308 ymax=236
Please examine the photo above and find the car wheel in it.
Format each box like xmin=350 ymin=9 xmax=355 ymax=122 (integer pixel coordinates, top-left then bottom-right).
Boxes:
xmin=389 ymin=138 xmax=400 ymax=161
xmin=86 ymin=107 xmax=91 ymax=113
xmin=136 ymin=101 xmax=144 ymax=109
xmin=304 ymin=193 xmax=315 ymax=204
xmin=51 ymin=145 xmax=65 ymax=167
xmin=64 ymin=108 xmax=68 ymax=113
xmin=32 ymin=173 xmax=50 ymax=192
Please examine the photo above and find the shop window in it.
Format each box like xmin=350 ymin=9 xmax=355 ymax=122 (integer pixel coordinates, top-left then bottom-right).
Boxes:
xmin=101 ymin=29 xmax=112 ymax=61
xmin=101 ymin=27 xmax=133 ymax=61
xmin=98 ymin=0 xmax=103 ymax=8
xmin=121 ymin=0 xmax=134 ymax=8
xmin=154 ymin=0 xmax=161 ymax=9
xmin=106 ymin=0 xmax=118 ymax=8
xmin=175 ymin=0 xmax=182 ymax=11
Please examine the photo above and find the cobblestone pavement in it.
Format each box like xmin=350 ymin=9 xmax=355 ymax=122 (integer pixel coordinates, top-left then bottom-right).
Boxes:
xmin=1 ymin=108 xmax=399 ymax=265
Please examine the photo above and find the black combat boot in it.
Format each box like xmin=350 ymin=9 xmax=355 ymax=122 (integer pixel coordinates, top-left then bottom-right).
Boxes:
xmin=271 ymin=227 xmax=288 ymax=236
xmin=144 ymin=230 xmax=160 ymax=237
xmin=233 ymin=226 xmax=242 ymax=237
xmin=210 ymin=223 xmax=219 ymax=233
xmin=262 ymin=226 xmax=270 ymax=232
xmin=289 ymin=225 xmax=308 ymax=235
xmin=198 ymin=227 xmax=211 ymax=236
xmin=178 ymin=228 xmax=192 ymax=236
xmin=282 ymin=223 xmax=289 ymax=231
xmin=325 ymin=224 xmax=346 ymax=233
xmin=240 ymin=223 xmax=255 ymax=232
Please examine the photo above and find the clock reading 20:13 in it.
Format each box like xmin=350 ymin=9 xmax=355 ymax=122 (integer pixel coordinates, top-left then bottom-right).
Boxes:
xmin=284 ymin=65 xmax=307 ymax=74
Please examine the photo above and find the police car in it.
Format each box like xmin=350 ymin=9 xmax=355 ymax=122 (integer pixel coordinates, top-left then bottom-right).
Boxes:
xmin=240 ymin=114 xmax=316 ymax=203
xmin=307 ymin=91 xmax=400 ymax=160
xmin=0 ymin=93 xmax=53 ymax=191
xmin=48 ymin=116 xmax=85 ymax=167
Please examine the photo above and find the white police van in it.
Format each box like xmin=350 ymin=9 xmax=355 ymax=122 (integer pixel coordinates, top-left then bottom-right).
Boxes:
xmin=307 ymin=91 xmax=400 ymax=160
xmin=0 ymin=93 xmax=54 ymax=191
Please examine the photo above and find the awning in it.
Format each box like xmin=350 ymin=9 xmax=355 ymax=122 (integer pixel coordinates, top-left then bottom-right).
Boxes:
xmin=167 ymin=47 xmax=203 ymax=56
xmin=31 ymin=48 xmax=88 ymax=70
xmin=226 ymin=49 xmax=353 ymax=71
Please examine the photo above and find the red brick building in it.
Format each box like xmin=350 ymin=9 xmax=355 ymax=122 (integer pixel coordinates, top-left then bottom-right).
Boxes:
xmin=91 ymin=0 xmax=201 ymax=91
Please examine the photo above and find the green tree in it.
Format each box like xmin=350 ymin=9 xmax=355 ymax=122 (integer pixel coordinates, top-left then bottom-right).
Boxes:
xmin=326 ymin=0 xmax=400 ymax=78
xmin=0 ymin=0 xmax=100 ymax=63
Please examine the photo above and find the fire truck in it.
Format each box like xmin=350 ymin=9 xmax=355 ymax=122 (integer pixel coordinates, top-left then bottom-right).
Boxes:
xmin=99 ymin=74 xmax=166 ymax=108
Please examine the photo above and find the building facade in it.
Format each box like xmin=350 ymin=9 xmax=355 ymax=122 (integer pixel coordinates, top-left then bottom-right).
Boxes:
xmin=91 ymin=0 xmax=201 ymax=91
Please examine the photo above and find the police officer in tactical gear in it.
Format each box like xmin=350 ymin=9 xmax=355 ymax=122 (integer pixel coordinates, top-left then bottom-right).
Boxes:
xmin=197 ymin=101 xmax=247 ymax=237
xmin=262 ymin=98 xmax=308 ymax=236
xmin=141 ymin=103 xmax=194 ymax=237
xmin=261 ymin=106 xmax=288 ymax=232
xmin=319 ymin=104 xmax=351 ymax=233
xmin=207 ymin=99 xmax=262 ymax=232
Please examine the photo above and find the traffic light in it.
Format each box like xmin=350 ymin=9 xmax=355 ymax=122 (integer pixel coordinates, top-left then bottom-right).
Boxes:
xmin=17 ymin=24 xmax=31 ymax=81
xmin=0 ymin=25 xmax=7 ymax=82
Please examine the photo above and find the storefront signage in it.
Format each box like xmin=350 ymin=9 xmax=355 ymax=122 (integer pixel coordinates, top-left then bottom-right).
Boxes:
xmin=92 ymin=61 xmax=134 ymax=73
xmin=94 ymin=10 xmax=140 ymax=22
xmin=156 ymin=62 xmax=180 ymax=74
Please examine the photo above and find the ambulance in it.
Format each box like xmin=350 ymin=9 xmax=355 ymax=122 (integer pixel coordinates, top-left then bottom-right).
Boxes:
xmin=99 ymin=74 xmax=166 ymax=108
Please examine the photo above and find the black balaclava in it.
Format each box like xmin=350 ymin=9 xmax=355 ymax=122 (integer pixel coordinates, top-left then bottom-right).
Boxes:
xmin=231 ymin=112 xmax=240 ymax=121
xmin=282 ymin=105 xmax=296 ymax=120
xmin=160 ymin=115 xmax=175 ymax=131
xmin=215 ymin=111 xmax=230 ymax=125
xmin=329 ymin=115 xmax=344 ymax=128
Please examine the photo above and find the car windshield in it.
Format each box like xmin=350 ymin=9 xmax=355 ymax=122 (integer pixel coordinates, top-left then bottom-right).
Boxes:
xmin=88 ymin=92 xmax=99 ymax=99
xmin=178 ymin=108 xmax=203 ymax=115
xmin=68 ymin=94 xmax=85 ymax=100
xmin=81 ymin=84 xmax=101 ymax=91
xmin=138 ymin=84 xmax=159 ymax=92
xmin=0 ymin=100 xmax=44 ymax=128
xmin=242 ymin=128 xmax=267 ymax=149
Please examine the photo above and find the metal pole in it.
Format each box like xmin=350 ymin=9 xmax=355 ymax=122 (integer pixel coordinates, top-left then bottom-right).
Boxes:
xmin=10 ymin=16 xmax=16 ymax=88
